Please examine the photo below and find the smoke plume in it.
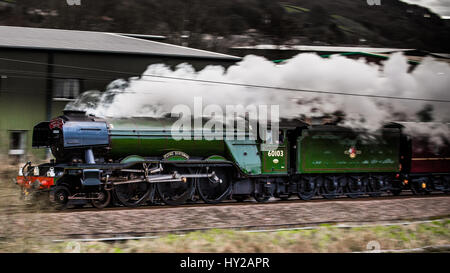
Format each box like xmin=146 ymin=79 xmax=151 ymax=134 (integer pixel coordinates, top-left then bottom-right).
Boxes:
xmin=66 ymin=53 xmax=450 ymax=130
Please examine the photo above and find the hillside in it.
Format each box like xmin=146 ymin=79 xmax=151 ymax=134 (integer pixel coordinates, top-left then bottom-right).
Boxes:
xmin=0 ymin=0 xmax=448 ymax=53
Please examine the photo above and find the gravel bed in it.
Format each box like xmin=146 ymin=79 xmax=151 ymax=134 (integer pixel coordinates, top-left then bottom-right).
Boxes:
xmin=1 ymin=196 xmax=449 ymax=239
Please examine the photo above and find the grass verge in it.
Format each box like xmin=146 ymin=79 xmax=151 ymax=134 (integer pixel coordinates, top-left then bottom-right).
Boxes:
xmin=1 ymin=220 xmax=448 ymax=253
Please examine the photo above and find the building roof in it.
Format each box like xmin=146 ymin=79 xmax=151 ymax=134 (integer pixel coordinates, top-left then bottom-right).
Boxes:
xmin=272 ymin=51 xmax=423 ymax=67
xmin=232 ymin=44 xmax=414 ymax=54
xmin=0 ymin=26 xmax=241 ymax=61
xmin=116 ymin=33 xmax=166 ymax=41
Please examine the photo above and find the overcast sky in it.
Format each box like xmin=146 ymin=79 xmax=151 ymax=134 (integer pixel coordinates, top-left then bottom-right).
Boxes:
xmin=401 ymin=0 xmax=450 ymax=18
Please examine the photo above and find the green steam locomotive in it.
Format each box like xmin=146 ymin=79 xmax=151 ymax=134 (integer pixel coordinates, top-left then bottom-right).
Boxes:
xmin=16 ymin=110 xmax=449 ymax=209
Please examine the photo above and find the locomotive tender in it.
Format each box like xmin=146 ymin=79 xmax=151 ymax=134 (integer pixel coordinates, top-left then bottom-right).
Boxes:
xmin=16 ymin=110 xmax=450 ymax=209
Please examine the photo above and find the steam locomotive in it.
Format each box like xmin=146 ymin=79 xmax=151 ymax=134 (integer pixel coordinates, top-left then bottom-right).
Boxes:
xmin=16 ymin=110 xmax=450 ymax=209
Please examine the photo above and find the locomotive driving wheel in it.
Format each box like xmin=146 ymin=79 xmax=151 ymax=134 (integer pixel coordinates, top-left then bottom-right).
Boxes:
xmin=114 ymin=173 xmax=153 ymax=207
xmin=297 ymin=176 xmax=317 ymax=200
xmin=195 ymin=167 xmax=231 ymax=204
xmin=156 ymin=167 xmax=195 ymax=206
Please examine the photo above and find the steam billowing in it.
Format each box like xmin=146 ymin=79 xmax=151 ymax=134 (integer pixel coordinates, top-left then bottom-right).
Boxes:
xmin=66 ymin=53 xmax=450 ymax=131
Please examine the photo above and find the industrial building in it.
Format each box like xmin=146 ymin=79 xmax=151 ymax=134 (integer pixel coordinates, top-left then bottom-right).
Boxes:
xmin=0 ymin=26 xmax=241 ymax=160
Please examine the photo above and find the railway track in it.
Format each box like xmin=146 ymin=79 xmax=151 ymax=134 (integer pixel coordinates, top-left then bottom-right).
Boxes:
xmin=68 ymin=191 xmax=447 ymax=213
xmin=1 ymin=194 xmax=448 ymax=245
xmin=1 ymin=190 xmax=448 ymax=214
xmin=50 ymin=217 xmax=450 ymax=243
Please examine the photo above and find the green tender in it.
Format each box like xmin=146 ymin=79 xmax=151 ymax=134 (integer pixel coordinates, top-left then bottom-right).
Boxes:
xmin=297 ymin=127 xmax=401 ymax=174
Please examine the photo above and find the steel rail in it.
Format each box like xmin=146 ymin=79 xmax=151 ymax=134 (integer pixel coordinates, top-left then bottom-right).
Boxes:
xmin=50 ymin=217 xmax=449 ymax=243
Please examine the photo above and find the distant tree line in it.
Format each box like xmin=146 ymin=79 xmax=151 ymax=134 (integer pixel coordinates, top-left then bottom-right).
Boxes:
xmin=0 ymin=0 xmax=448 ymax=53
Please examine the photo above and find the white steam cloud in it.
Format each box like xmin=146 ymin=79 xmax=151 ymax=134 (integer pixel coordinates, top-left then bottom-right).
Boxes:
xmin=66 ymin=53 xmax=450 ymax=130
